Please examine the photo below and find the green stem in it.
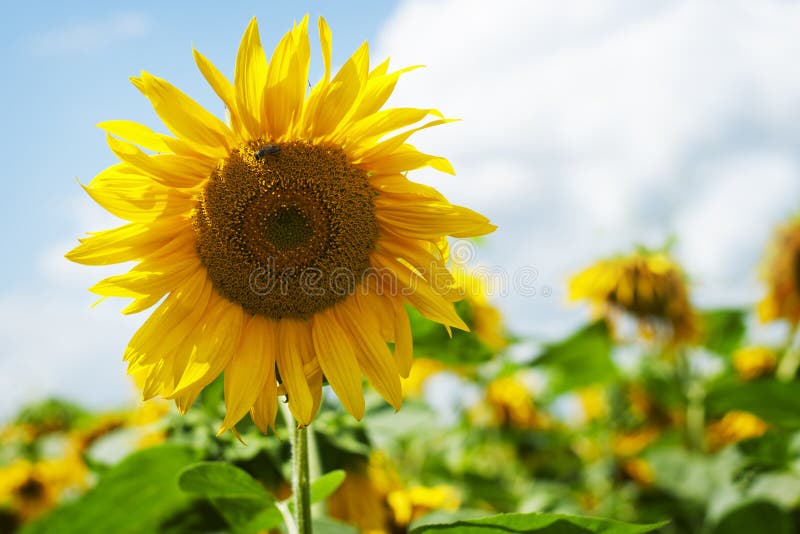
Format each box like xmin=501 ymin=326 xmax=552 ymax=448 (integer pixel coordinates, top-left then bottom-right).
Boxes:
xmin=675 ymin=349 xmax=705 ymax=451
xmin=292 ymin=423 xmax=313 ymax=534
xmin=777 ymin=324 xmax=800 ymax=381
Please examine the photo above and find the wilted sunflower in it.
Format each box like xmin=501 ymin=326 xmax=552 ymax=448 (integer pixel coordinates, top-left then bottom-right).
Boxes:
xmin=66 ymin=17 xmax=495 ymax=431
xmin=758 ymin=219 xmax=800 ymax=324
xmin=569 ymin=250 xmax=700 ymax=345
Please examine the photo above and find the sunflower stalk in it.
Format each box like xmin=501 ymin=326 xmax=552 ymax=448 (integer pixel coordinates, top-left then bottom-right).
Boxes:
xmin=675 ymin=349 xmax=705 ymax=451
xmin=292 ymin=424 xmax=313 ymax=534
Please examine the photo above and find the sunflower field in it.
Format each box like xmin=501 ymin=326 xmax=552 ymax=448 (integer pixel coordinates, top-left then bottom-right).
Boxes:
xmin=3 ymin=7 xmax=800 ymax=534
xmin=5 ymin=233 xmax=800 ymax=534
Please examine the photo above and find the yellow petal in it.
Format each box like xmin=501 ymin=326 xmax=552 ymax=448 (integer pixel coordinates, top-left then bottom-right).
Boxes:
xmin=124 ymin=269 xmax=211 ymax=368
xmin=264 ymin=16 xmax=309 ymax=139
xmin=193 ymin=47 xmax=247 ymax=140
xmin=311 ymin=309 xmax=365 ymax=419
xmin=234 ymin=18 xmax=268 ymax=138
xmin=220 ymin=315 xmax=276 ymax=433
xmin=169 ymin=296 xmax=244 ymax=397
xmin=97 ymin=120 xmax=171 ymax=153
xmin=66 ymin=216 xmax=188 ymax=265
xmin=336 ymin=295 xmax=402 ymax=410
xmin=106 ymin=134 xmax=208 ymax=189
xmin=345 ymin=65 xmax=422 ymax=127
xmin=344 ymin=108 xmax=442 ymax=147
xmin=375 ymin=197 xmax=496 ymax=239
xmin=82 ymin=163 xmax=194 ymax=222
xmin=370 ymin=252 xmax=468 ymax=331
xmin=355 ymin=119 xmax=454 ymax=163
xmin=276 ymin=319 xmax=314 ymax=426
xmin=367 ymin=145 xmax=455 ymax=175
xmin=392 ymin=300 xmax=413 ymax=378
xmin=137 ymin=71 xmax=233 ymax=151
xmin=311 ymin=42 xmax=369 ymax=139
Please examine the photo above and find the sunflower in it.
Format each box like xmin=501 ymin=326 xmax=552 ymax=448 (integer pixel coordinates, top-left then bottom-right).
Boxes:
xmin=66 ymin=17 xmax=495 ymax=431
xmin=569 ymin=250 xmax=699 ymax=345
xmin=758 ymin=218 xmax=800 ymax=324
xmin=706 ymin=411 xmax=768 ymax=451
xmin=327 ymin=453 xmax=459 ymax=533
xmin=732 ymin=346 xmax=777 ymax=381
xmin=0 ymin=456 xmax=87 ymax=523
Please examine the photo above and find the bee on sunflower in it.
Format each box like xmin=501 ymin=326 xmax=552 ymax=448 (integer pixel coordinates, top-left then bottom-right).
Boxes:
xmin=66 ymin=16 xmax=495 ymax=433
xmin=569 ymin=249 xmax=700 ymax=346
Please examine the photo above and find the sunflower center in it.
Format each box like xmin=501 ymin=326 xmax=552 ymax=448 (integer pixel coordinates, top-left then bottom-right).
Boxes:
xmin=194 ymin=141 xmax=379 ymax=319
xmin=263 ymin=205 xmax=313 ymax=250
xmin=17 ymin=478 xmax=45 ymax=501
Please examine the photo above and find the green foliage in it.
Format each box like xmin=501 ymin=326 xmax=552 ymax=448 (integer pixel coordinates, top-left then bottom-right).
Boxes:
xmin=15 ymin=398 xmax=88 ymax=432
xmin=531 ymin=320 xmax=615 ymax=395
xmin=701 ymin=309 xmax=746 ymax=356
xmin=21 ymin=445 xmax=202 ymax=534
xmin=712 ymin=501 xmax=794 ymax=534
xmin=310 ymin=470 xmax=346 ymax=503
xmin=409 ymin=512 xmax=667 ymax=533
xmin=178 ymin=461 xmax=282 ymax=532
xmin=408 ymin=303 xmax=494 ymax=364
xmin=9 ymin=301 xmax=800 ymax=534
xmin=706 ymin=380 xmax=800 ymax=428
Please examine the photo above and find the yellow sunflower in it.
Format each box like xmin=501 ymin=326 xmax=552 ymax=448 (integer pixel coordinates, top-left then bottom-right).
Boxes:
xmin=732 ymin=346 xmax=777 ymax=381
xmin=66 ymin=17 xmax=495 ymax=431
xmin=569 ymin=250 xmax=700 ymax=345
xmin=758 ymin=218 xmax=800 ymax=324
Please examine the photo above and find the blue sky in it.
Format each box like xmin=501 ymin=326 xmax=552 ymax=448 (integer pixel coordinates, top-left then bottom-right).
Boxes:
xmin=3 ymin=0 xmax=800 ymax=418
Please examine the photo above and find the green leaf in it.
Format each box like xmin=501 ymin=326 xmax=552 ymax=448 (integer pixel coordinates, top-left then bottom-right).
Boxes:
xmin=310 ymin=470 xmax=346 ymax=503
xmin=178 ymin=462 xmax=283 ymax=533
xmin=178 ymin=461 xmax=272 ymax=500
xmin=209 ymin=497 xmax=283 ymax=533
xmin=408 ymin=303 xmax=493 ymax=364
xmin=701 ymin=309 xmax=746 ymax=356
xmin=712 ymin=501 xmax=793 ymax=534
xmin=706 ymin=380 xmax=800 ymax=428
xmin=408 ymin=512 xmax=667 ymax=533
xmin=531 ymin=321 xmax=615 ymax=394
xmin=21 ymin=445 xmax=200 ymax=534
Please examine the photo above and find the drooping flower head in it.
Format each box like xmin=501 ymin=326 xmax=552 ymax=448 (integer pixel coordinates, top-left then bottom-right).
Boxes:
xmin=758 ymin=218 xmax=800 ymax=325
xmin=569 ymin=249 xmax=699 ymax=345
xmin=66 ymin=17 xmax=495 ymax=431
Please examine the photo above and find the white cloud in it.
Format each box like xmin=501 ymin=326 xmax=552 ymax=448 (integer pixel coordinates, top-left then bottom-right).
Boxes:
xmin=0 ymin=200 xmax=140 ymax=420
xmin=377 ymin=0 xmax=800 ymax=337
xmin=29 ymin=12 xmax=150 ymax=57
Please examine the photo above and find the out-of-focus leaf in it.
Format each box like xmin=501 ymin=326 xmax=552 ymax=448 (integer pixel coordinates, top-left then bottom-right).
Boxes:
xmin=706 ymin=381 xmax=800 ymax=428
xmin=310 ymin=470 xmax=346 ymax=503
xmin=408 ymin=512 xmax=667 ymax=533
xmin=365 ymin=401 xmax=439 ymax=448
xmin=178 ymin=462 xmax=282 ymax=533
xmin=701 ymin=309 xmax=746 ymax=356
xmin=21 ymin=445 xmax=200 ymax=534
xmin=746 ymin=473 xmax=800 ymax=508
xmin=531 ymin=321 xmax=615 ymax=395
xmin=15 ymin=398 xmax=88 ymax=432
xmin=646 ymin=447 xmax=715 ymax=503
xmin=410 ymin=509 xmax=496 ymax=531
xmin=178 ymin=461 xmax=271 ymax=500
xmin=209 ymin=497 xmax=283 ymax=533
xmin=408 ymin=303 xmax=493 ymax=364
xmin=712 ymin=501 xmax=793 ymax=534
